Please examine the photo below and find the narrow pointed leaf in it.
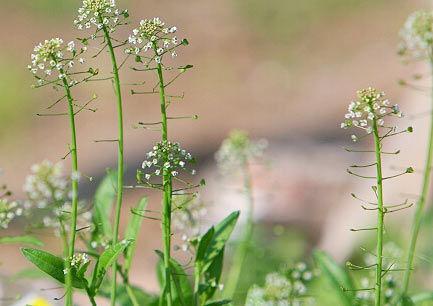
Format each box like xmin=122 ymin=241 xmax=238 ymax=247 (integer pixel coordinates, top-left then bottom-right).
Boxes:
xmin=124 ymin=197 xmax=148 ymax=273
xmin=202 ymin=211 xmax=240 ymax=272
xmin=92 ymin=171 xmax=117 ymax=240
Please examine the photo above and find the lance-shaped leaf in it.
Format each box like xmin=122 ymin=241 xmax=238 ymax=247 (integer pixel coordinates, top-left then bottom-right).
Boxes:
xmin=313 ymin=250 xmax=355 ymax=306
xmin=205 ymin=300 xmax=231 ymax=306
xmin=92 ymin=170 xmax=117 ymax=240
xmin=92 ymin=239 xmax=134 ymax=290
xmin=200 ymin=211 xmax=240 ymax=272
xmin=0 ymin=235 xmax=43 ymax=246
xmin=124 ymin=197 xmax=148 ymax=274
xmin=21 ymin=248 xmax=86 ymax=289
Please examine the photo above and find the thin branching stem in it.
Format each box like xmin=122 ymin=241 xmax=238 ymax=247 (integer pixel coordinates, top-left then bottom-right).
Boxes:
xmin=154 ymin=43 xmax=174 ymax=306
xmin=372 ymin=117 xmax=385 ymax=306
xmin=402 ymin=57 xmax=433 ymax=294
xmin=60 ymin=69 xmax=80 ymax=306
xmin=101 ymin=22 xmax=125 ymax=306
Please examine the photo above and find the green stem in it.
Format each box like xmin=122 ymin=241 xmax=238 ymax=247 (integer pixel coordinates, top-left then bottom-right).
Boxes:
xmin=155 ymin=48 xmax=173 ymax=306
xmin=372 ymin=118 xmax=385 ymax=306
xmin=101 ymin=23 xmax=125 ymax=306
xmin=59 ymin=71 xmax=79 ymax=306
xmin=402 ymin=58 xmax=433 ymax=294
xmin=193 ymin=264 xmax=201 ymax=306
xmin=224 ymin=161 xmax=254 ymax=299
xmin=86 ymin=286 xmax=97 ymax=306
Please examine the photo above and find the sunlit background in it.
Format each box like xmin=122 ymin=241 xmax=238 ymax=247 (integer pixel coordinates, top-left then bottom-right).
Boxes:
xmin=2 ymin=0 xmax=433 ymax=305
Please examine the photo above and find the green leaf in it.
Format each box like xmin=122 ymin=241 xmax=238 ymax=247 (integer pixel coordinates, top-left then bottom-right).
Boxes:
xmin=92 ymin=239 xmax=134 ymax=290
xmin=196 ymin=226 xmax=215 ymax=264
xmin=124 ymin=197 xmax=148 ymax=273
xmin=0 ymin=235 xmax=44 ymax=246
xmin=313 ymin=250 xmax=354 ymax=306
xmin=181 ymin=39 xmax=189 ymax=46
xmin=201 ymin=248 xmax=225 ymax=301
xmin=156 ymin=250 xmax=193 ymax=306
xmin=21 ymin=248 xmax=86 ymax=289
xmin=205 ymin=300 xmax=231 ymax=306
xmin=92 ymin=170 xmax=117 ymax=241
xmin=201 ymin=211 xmax=240 ymax=272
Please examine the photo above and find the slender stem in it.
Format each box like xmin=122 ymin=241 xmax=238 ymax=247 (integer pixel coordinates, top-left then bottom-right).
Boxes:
xmin=61 ymin=73 xmax=79 ymax=306
xmin=194 ymin=267 xmax=201 ymax=306
xmin=155 ymin=45 xmax=173 ymax=306
xmin=372 ymin=118 xmax=385 ymax=306
xmin=85 ymin=287 xmax=97 ymax=306
xmin=402 ymin=58 xmax=433 ymax=294
xmin=101 ymin=23 xmax=125 ymax=306
xmin=224 ymin=161 xmax=254 ymax=299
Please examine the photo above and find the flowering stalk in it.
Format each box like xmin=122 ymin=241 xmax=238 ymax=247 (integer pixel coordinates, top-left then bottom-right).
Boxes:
xmin=371 ymin=117 xmax=385 ymax=306
xmin=155 ymin=58 xmax=174 ymax=306
xmin=74 ymin=2 xmax=130 ymax=304
xmin=341 ymin=88 xmax=412 ymax=306
xmin=399 ymin=11 xmax=433 ymax=294
xmin=101 ymin=23 xmax=125 ymax=306
xmin=27 ymin=38 xmax=92 ymax=306
xmin=61 ymin=73 xmax=80 ymax=306
xmin=127 ymin=17 xmax=195 ymax=305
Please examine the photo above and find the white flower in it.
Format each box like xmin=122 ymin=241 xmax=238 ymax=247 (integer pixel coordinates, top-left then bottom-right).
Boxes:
xmin=399 ymin=10 xmax=433 ymax=59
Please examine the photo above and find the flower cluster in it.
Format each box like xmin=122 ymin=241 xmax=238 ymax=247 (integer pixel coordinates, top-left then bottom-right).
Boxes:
xmin=64 ymin=252 xmax=90 ymax=275
xmin=399 ymin=10 xmax=433 ymax=60
xmin=340 ymin=87 xmax=402 ymax=141
xmin=138 ymin=141 xmax=196 ymax=183
xmin=23 ymin=161 xmax=91 ymax=233
xmin=246 ymin=263 xmax=316 ymax=306
xmin=28 ymin=38 xmax=87 ymax=87
xmin=172 ymin=193 xmax=207 ymax=249
xmin=24 ymin=160 xmax=70 ymax=209
xmin=126 ymin=17 xmax=185 ymax=64
xmin=74 ymin=0 xmax=128 ymax=33
xmin=0 ymin=198 xmax=23 ymax=229
xmin=216 ymin=130 xmax=267 ymax=173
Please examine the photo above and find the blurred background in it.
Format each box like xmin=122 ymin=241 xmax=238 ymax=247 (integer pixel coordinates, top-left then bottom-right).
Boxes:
xmin=2 ymin=0 xmax=433 ymax=305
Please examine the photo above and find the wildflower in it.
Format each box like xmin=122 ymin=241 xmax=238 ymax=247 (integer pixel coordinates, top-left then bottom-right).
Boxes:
xmin=23 ymin=161 xmax=91 ymax=233
xmin=71 ymin=252 xmax=90 ymax=267
xmin=399 ymin=10 xmax=433 ymax=59
xmin=28 ymin=38 xmax=87 ymax=87
xmin=126 ymin=17 xmax=184 ymax=64
xmin=0 ymin=199 xmax=22 ymax=229
xmin=215 ymin=130 xmax=267 ymax=174
xmin=245 ymin=263 xmax=316 ymax=305
xmin=340 ymin=87 xmax=402 ymax=136
xmin=75 ymin=0 xmax=128 ymax=33
xmin=138 ymin=141 xmax=196 ymax=183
